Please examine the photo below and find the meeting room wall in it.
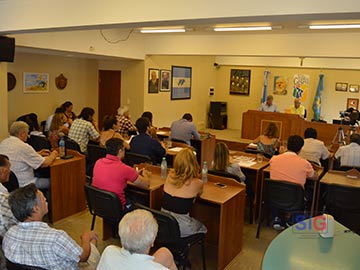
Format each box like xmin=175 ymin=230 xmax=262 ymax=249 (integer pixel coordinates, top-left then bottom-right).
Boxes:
xmin=0 ymin=63 xmax=8 ymax=140
xmin=7 ymin=52 xmax=98 ymax=126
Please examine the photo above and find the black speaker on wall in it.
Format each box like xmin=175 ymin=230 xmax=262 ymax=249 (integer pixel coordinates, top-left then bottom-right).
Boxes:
xmin=0 ymin=36 xmax=15 ymax=62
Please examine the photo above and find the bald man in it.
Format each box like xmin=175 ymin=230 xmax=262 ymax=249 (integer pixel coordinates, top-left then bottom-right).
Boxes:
xmin=290 ymin=98 xmax=306 ymax=118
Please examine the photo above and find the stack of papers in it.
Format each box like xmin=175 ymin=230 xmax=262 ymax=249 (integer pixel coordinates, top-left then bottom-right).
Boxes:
xmin=156 ymin=131 xmax=167 ymax=135
xmin=233 ymin=155 xmax=257 ymax=167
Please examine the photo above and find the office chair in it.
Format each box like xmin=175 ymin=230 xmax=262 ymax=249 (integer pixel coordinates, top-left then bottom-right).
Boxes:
xmin=86 ymin=144 xmax=106 ymax=177
xmin=3 ymin=171 xmax=19 ymax=192
xmin=27 ymin=135 xmax=51 ymax=151
xmin=135 ymin=203 xmax=206 ymax=270
xmin=325 ymin=184 xmax=360 ymax=234
xmin=84 ymin=184 xmax=124 ymax=236
xmin=6 ymin=259 xmax=47 ymax=270
xmin=208 ymin=169 xmax=254 ymax=224
xmin=124 ymin=152 xmax=152 ymax=167
xmin=64 ymin=137 xmax=81 ymax=153
xmin=256 ymin=178 xmax=304 ymax=238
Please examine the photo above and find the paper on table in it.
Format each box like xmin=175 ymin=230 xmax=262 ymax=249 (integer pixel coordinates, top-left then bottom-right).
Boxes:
xmin=233 ymin=155 xmax=257 ymax=167
xmin=157 ymin=131 xmax=167 ymax=135
xmin=248 ymin=143 xmax=258 ymax=148
xmin=169 ymin=147 xmax=183 ymax=152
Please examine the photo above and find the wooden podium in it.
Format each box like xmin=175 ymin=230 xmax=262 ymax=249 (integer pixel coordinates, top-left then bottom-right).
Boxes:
xmin=242 ymin=110 xmax=343 ymax=148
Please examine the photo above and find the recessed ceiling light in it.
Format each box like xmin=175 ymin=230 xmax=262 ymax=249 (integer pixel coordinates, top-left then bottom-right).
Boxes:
xmin=213 ymin=26 xmax=272 ymax=32
xmin=140 ymin=28 xmax=186 ymax=33
xmin=309 ymin=24 xmax=360 ymax=30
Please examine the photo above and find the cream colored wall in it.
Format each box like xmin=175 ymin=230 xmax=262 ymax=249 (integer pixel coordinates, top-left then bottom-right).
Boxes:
xmin=0 ymin=63 xmax=8 ymax=140
xmin=7 ymin=52 xmax=98 ymax=124
xmin=144 ymin=55 xmax=216 ymax=130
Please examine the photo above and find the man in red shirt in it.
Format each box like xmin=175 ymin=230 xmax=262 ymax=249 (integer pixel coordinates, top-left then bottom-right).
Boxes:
xmin=92 ymin=138 xmax=149 ymax=210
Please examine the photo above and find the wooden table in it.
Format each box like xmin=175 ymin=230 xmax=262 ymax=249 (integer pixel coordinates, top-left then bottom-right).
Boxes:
xmin=262 ymin=217 xmax=360 ymax=270
xmin=229 ymin=150 xmax=269 ymax=222
xmin=50 ymin=150 xmax=86 ymax=223
xmin=320 ymin=170 xmax=360 ymax=188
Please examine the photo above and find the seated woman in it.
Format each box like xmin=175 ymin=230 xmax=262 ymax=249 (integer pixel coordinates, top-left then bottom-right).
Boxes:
xmin=99 ymin=116 xmax=130 ymax=150
xmin=141 ymin=111 xmax=158 ymax=139
xmin=162 ymin=148 xmax=207 ymax=237
xmin=253 ymin=122 xmax=280 ymax=156
xmin=48 ymin=112 xmax=69 ymax=149
xmin=212 ymin=142 xmax=246 ymax=183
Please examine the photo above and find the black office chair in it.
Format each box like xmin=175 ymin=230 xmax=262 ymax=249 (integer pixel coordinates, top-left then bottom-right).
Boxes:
xmin=64 ymin=137 xmax=81 ymax=153
xmin=171 ymin=138 xmax=188 ymax=144
xmin=84 ymin=184 xmax=124 ymax=236
xmin=3 ymin=171 xmax=19 ymax=192
xmin=325 ymin=184 xmax=360 ymax=234
xmin=124 ymin=152 xmax=152 ymax=167
xmin=6 ymin=259 xmax=46 ymax=270
xmin=86 ymin=144 xmax=106 ymax=177
xmin=256 ymin=178 xmax=305 ymax=238
xmin=27 ymin=135 xmax=51 ymax=151
xmin=208 ymin=169 xmax=254 ymax=224
xmin=135 ymin=203 xmax=206 ymax=270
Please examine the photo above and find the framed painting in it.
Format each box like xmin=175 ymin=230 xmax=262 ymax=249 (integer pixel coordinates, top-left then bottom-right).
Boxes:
xmin=230 ymin=69 xmax=251 ymax=95
xmin=148 ymin=68 xmax=159 ymax=93
xmin=160 ymin=69 xmax=171 ymax=92
xmin=347 ymin=98 xmax=359 ymax=110
xmin=23 ymin=72 xmax=49 ymax=93
xmin=335 ymin=82 xmax=348 ymax=92
xmin=171 ymin=66 xmax=191 ymax=100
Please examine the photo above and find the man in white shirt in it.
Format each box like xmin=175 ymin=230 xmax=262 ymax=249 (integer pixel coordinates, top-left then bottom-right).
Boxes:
xmin=0 ymin=121 xmax=58 ymax=188
xmin=258 ymin=95 xmax=278 ymax=112
xmin=97 ymin=209 xmax=177 ymax=270
xmin=299 ymin=128 xmax=330 ymax=166
xmin=335 ymin=133 xmax=360 ymax=168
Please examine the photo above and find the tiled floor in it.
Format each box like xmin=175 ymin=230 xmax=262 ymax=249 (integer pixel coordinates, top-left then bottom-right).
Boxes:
xmin=53 ymin=210 xmax=279 ymax=270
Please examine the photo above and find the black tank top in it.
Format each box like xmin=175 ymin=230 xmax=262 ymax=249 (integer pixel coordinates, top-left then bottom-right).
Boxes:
xmin=162 ymin=192 xmax=195 ymax=214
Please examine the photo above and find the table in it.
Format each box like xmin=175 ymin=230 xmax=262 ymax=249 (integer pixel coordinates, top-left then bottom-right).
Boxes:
xmin=50 ymin=150 xmax=86 ymax=223
xmin=262 ymin=217 xmax=360 ymax=270
xmin=320 ymin=170 xmax=360 ymax=188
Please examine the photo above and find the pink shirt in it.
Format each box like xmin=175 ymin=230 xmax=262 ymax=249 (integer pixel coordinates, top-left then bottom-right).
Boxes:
xmin=92 ymin=154 xmax=138 ymax=207
xmin=269 ymin=152 xmax=314 ymax=187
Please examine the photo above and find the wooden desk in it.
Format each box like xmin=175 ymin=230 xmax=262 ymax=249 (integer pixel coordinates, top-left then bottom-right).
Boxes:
xmin=50 ymin=150 xmax=86 ymax=223
xmin=320 ymin=170 xmax=360 ymax=188
xmin=262 ymin=217 xmax=360 ymax=270
xmin=229 ymin=150 xmax=269 ymax=221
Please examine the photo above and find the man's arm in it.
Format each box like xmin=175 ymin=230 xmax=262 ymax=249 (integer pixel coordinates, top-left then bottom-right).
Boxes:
xmin=41 ymin=150 xmax=58 ymax=167
xmin=191 ymin=124 xmax=200 ymax=140
xmin=133 ymin=173 xmax=150 ymax=188
xmin=79 ymin=231 xmax=98 ymax=262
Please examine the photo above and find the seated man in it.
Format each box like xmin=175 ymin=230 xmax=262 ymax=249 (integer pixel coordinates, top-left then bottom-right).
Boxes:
xmin=3 ymin=184 xmax=100 ymax=270
xmin=258 ymin=95 xmax=278 ymax=112
xmin=130 ymin=117 xmax=166 ymax=164
xmin=0 ymin=121 xmax=58 ymax=188
xmin=299 ymin=128 xmax=330 ymax=166
xmin=334 ymin=133 xmax=360 ymax=168
xmin=116 ymin=105 xmax=137 ymax=137
xmin=97 ymin=209 xmax=177 ymax=270
xmin=92 ymin=138 xmax=150 ymax=210
xmin=170 ymin=113 xmax=200 ymax=145
xmin=289 ymin=98 xmax=306 ymax=118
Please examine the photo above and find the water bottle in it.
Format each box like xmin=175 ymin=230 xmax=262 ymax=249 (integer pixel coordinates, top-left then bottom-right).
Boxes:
xmin=59 ymin=136 xmax=66 ymax=157
xmin=202 ymin=161 xmax=208 ymax=183
xmin=161 ymin=157 xmax=167 ymax=179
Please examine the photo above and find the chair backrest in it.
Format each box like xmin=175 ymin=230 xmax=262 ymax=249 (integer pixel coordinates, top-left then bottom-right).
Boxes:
xmin=87 ymin=144 xmax=106 ymax=163
xmin=3 ymin=171 xmax=19 ymax=192
xmin=135 ymin=204 xmax=181 ymax=244
xmin=64 ymin=137 xmax=81 ymax=153
xmin=6 ymin=259 xmax=46 ymax=270
xmin=171 ymin=138 xmax=188 ymax=144
xmin=27 ymin=135 xmax=51 ymax=151
xmin=84 ymin=184 xmax=124 ymax=223
xmin=124 ymin=152 xmax=152 ymax=167
xmin=208 ymin=169 xmax=242 ymax=182
xmin=263 ymin=178 xmax=304 ymax=212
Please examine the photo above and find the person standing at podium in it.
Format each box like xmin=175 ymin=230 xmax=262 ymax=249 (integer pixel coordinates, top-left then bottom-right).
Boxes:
xmin=258 ymin=95 xmax=278 ymax=112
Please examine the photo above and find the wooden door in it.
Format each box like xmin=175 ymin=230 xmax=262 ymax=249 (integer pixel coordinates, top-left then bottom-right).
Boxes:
xmin=98 ymin=70 xmax=121 ymax=127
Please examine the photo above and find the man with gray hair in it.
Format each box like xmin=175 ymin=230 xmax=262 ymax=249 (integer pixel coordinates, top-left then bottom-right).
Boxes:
xmin=0 ymin=121 xmax=58 ymax=188
xmin=258 ymin=95 xmax=278 ymax=112
xmin=116 ymin=105 xmax=137 ymax=137
xmin=97 ymin=209 xmax=177 ymax=270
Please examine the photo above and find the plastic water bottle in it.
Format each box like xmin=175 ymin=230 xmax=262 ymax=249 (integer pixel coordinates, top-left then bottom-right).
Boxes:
xmin=59 ymin=136 xmax=66 ymax=157
xmin=161 ymin=157 xmax=167 ymax=179
xmin=202 ymin=161 xmax=208 ymax=183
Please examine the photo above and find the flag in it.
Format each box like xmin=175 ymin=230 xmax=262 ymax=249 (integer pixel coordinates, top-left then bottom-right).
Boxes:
xmin=312 ymin=74 xmax=324 ymax=121
xmin=261 ymin=70 xmax=270 ymax=104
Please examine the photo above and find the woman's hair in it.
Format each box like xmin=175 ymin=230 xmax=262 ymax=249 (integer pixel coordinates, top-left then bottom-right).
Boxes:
xmin=213 ymin=142 xmax=230 ymax=171
xmin=61 ymin=101 xmax=73 ymax=111
xmin=102 ymin=115 xmax=118 ymax=131
xmin=168 ymin=148 xmax=199 ymax=187
xmin=141 ymin=111 xmax=153 ymax=124
xmin=264 ymin=122 xmax=279 ymax=138
xmin=49 ymin=112 xmax=65 ymax=132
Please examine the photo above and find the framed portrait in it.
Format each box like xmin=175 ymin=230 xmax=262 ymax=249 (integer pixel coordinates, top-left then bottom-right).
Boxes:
xmin=349 ymin=84 xmax=359 ymax=93
xmin=335 ymin=82 xmax=348 ymax=92
xmin=171 ymin=66 xmax=191 ymax=100
xmin=347 ymin=98 xmax=359 ymax=110
xmin=229 ymin=69 xmax=251 ymax=95
xmin=148 ymin=68 xmax=159 ymax=93
xmin=23 ymin=72 xmax=49 ymax=93
xmin=273 ymin=76 xmax=288 ymax=95
xmin=160 ymin=69 xmax=171 ymax=92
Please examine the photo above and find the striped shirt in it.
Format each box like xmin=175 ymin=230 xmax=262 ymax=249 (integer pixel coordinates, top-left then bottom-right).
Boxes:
xmin=116 ymin=115 xmax=137 ymax=137
xmin=335 ymin=142 xmax=360 ymax=167
xmin=68 ymin=118 xmax=99 ymax=153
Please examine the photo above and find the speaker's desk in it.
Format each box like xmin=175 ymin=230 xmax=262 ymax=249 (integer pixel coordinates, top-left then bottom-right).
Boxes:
xmin=50 ymin=150 xmax=86 ymax=223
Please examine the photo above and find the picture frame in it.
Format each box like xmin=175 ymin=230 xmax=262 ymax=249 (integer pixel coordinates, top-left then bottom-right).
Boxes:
xmin=230 ymin=69 xmax=251 ymax=95
xmin=347 ymin=98 xmax=359 ymax=110
xmin=171 ymin=66 xmax=192 ymax=100
xmin=335 ymin=82 xmax=348 ymax=92
xmin=23 ymin=72 xmax=49 ymax=93
xmin=160 ymin=69 xmax=171 ymax=92
xmin=148 ymin=68 xmax=159 ymax=93
xmin=349 ymin=84 xmax=359 ymax=93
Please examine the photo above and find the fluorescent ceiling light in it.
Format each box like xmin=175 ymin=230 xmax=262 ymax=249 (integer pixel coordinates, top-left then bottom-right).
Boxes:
xmin=309 ymin=24 xmax=360 ymax=30
xmin=140 ymin=29 xmax=185 ymax=33
xmin=214 ymin=26 xmax=272 ymax=32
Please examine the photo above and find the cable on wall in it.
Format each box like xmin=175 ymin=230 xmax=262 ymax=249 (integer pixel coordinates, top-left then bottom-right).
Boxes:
xmin=100 ymin=29 xmax=134 ymax=43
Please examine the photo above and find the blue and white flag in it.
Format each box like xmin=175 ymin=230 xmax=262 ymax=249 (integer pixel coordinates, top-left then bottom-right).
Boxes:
xmin=312 ymin=74 xmax=324 ymax=121
xmin=261 ymin=70 xmax=271 ymax=104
